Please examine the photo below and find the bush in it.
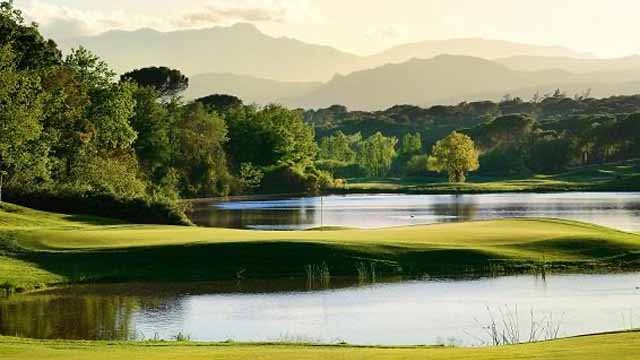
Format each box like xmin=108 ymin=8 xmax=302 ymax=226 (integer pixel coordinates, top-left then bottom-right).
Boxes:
xmin=315 ymin=160 xmax=366 ymax=178
xmin=405 ymin=154 xmax=431 ymax=176
xmin=3 ymin=187 xmax=192 ymax=225
xmin=478 ymin=149 xmax=529 ymax=177
xmin=260 ymin=164 xmax=335 ymax=194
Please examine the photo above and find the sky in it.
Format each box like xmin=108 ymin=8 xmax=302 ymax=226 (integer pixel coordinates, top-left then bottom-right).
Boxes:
xmin=14 ymin=0 xmax=640 ymax=58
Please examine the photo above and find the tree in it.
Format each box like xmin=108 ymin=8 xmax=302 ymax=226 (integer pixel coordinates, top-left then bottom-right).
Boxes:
xmin=0 ymin=45 xmax=44 ymax=202
xmin=225 ymin=105 xmax=317 ymax=168
xmin=65 ymin=48 xmax=137 ymax=152
xmin=468 ymin=114 xmax=535 ymax=152
xmin=129 ymin=86 xmax=175 ymax=181
xmin=400 ymin=132 xmax=422 ymax=156
xmin=319 ymin=131 xmax=359 ymax=163
xmin=0 ymin=1 xmax=62 ymax=70
xmin=428 ymin=131 xmax=479 ymax=183
xmin=121 ymin=66 xmax=189 ymax=98
xmin=174 ymin=102 xmax=231 ymax=197
xmin=357 ymin=132 xmax=398 ymax=177
xmin=195 ymin=94 xmax=243 ymax=113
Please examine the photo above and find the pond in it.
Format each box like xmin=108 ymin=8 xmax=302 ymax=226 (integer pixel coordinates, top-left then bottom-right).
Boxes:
xmin=2 ymin=273 xmax=640 ymax=345
xmin=190 ymin=192 xmax=640 ymax=231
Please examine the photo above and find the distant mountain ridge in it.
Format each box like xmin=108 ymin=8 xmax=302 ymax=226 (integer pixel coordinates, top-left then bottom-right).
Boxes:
xmin=185 ymin=73 xmax=321 ymax=104
xmin=54 ymin=24 xmax=640 ymax=110
xmin=57 ymin=23 xmax=589 ymax=82
xmin=57 ymin=23 xmax=363 ymax=82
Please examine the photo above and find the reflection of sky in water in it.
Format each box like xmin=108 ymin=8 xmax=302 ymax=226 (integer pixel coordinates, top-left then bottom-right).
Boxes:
xmin=191 ymin=192 xmax=640 ymax=231
xmin=5 ymin=273 xmax=640 ymax=345
xmin=120 ymin=272 xmax=640 ymax=345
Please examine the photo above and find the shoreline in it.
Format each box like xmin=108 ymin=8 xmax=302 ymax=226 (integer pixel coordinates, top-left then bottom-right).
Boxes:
xmin=2 ymin=330 xmax=640 ymax=359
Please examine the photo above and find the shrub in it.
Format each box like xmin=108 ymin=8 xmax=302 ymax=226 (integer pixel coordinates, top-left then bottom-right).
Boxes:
xmin=315 ymin=160 xmax=366 ymax=178
xmin=3 ymin=187 xmax=192 ymax=225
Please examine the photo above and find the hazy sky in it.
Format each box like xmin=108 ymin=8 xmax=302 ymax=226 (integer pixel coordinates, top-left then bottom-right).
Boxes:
xmin=14 ymin=0 xmax=640 ymax=57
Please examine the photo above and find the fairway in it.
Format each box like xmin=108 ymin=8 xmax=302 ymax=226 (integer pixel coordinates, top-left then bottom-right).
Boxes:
xmin=2 ymin=202 xmax=640 ymax=293
xmin=1 ymin=332 xmax=640 ymax=360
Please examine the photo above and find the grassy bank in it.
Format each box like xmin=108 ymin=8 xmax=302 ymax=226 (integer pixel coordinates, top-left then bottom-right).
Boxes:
xmin=2 ymin=332 xmax=640 ymax=360
xmin=337 ymin=160 xmax=640 ymax=194
xmin=2 ymin=203 xmax=640 ymax=293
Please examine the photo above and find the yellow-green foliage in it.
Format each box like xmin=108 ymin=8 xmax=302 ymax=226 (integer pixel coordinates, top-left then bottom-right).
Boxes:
xmin=428 ymin=131 xmax=480 ymax=183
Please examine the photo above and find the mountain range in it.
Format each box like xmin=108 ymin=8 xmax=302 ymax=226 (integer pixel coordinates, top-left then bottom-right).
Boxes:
xmin=55 ymin=23 xmax=640 ymax=110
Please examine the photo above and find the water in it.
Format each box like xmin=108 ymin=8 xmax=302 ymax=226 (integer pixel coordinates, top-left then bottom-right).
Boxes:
xmin=2 ymin=273 xmax=640 ymax=345
xmin=191 ymin=192 xmax=640 ymax=231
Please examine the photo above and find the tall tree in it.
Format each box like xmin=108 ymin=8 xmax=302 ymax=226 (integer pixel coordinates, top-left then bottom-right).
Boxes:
xmin=428 ymin=131 xmax=479 ymax=183
xmin=319 ymin=131 xmax=359 ymax=163
xmin=225 ymin=105 xmax=317 ymax=168
xmin=0 ymin=1 xmax=61 ymax=70
xmin=121 ymin=66 xmax=189 ymax=98
xmin=195 ymin=94 xmax=243 ymax=113
xmin=0 ymin=45 xmax=44 ymax=202
xmin=174 ymin=102 xmax=231 ymax=197
xmin=357 ymin=132 xmax=398 ymax=177
xmin=400 ymin=132 xmax=422 ymax=156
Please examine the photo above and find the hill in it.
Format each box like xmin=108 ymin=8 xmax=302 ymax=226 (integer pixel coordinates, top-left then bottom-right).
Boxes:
xmin=184 ymin=73 xmax=321 ymax=104
xmin=56 ymin=23 xmax=362 ymax=82
xmin=367 ymin=38 xmax=588 ymax=67
xmin=56 ymin=25 xmax=588 ymax=82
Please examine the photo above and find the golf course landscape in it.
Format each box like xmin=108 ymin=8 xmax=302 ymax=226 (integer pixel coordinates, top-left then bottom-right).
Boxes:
xmin=4 ymin=1 xmax=640 ymax=358
xmin=2 ymin=202 xmax=640 ymax=294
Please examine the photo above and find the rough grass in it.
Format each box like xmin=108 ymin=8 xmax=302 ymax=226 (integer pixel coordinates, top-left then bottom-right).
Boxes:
xmin=2 ymin=202 xmax=640 ymax=292
xmin=2 ymin=332 xmax=640 ymax=360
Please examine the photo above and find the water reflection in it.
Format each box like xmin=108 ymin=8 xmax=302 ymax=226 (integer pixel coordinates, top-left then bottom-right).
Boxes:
xmin=2 ymin=273 xmax=640 ymax=345
xmin=190 ymin=192 xmax=640 ymax=231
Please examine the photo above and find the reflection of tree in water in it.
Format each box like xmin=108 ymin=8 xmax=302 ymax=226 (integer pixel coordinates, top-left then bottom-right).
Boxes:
xmin=193 ymin=207 xmax=315 ymax=229
xmin=0 ymin=295 xmax=140 ymax=340
xmin=431 ymin=195 xmax=479 ymax=223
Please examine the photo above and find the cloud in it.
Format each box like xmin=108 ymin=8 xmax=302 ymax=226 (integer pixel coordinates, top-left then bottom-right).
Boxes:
xmin=365 ymin=25 xmax=407 ymax=42
xmin=179 ymin=1 xmax=289 ymax=26
xmin=20 ymin=0 xmax=315 ymax=39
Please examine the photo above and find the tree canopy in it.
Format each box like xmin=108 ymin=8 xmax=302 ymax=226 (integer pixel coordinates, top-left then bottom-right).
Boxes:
xmin=195 ymin=94 xmax=243 ymax=113
xmin=428 ymin=131 xmax=479 ymax=183
xmin=0 ymin=1 xmax=61 ymax=70
xmin=121 ymin=66 xmax=189 ymax=97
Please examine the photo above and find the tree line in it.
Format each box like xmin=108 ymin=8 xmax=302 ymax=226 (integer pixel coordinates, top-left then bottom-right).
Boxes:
xmin=0 ymin=2 xmax=325 ymax=223
xmin=308 ymin=92 xmax=640 ymax=178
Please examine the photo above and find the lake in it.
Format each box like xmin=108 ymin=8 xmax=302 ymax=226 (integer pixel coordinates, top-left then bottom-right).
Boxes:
xmin=190 ymin=192 xmax=640 ymax=231
xmin=2 ymin=273 xmax=640 ymax=345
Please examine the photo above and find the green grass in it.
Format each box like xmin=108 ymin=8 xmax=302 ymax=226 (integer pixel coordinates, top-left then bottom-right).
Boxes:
xmin=2 ymin=332 xmax=640 ymax=359
xmin=2 ymin=202 xmax=640 ymax=292
xmin=339 ymin=159 xmax=640 ymax=194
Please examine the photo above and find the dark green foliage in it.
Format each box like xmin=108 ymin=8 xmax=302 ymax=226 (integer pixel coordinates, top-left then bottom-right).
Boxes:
xmin=225 ymin=104 xmax=317 ymax=168
xmin=527 ymin=138 xmax=574 ymax=174
xmin=121 ymin=66 xmax=189 ymax=97
xmin=465 ymin=114 xmax=535 ymax=152
xmin=195 ymin=94 xmax=243 ymax=113
xmin=478 ymin=150 xmax=529 ymax=176
xmin=260 ymin=165 xmax=334 ymax=194
xmin=0 ymin=1 xmax=61 ymax=70
xmin=173 ymin=102 xmax=232 ymax=197
xmin=128 ymin=86 xmax=174 ymax=182
xmin=3 ymin=188 xmax=191 ymax=225
xmin=315 ymin=160 xmax=366 ymax=178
